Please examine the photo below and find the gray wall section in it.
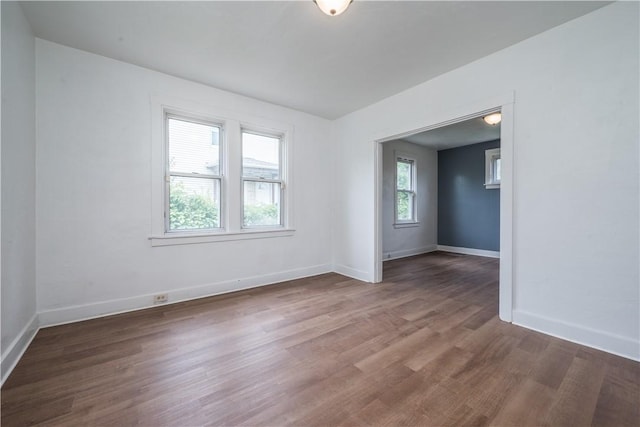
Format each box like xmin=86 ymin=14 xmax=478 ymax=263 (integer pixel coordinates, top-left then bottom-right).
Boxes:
xmin=438 ymin=140 xmax=500 ymax=251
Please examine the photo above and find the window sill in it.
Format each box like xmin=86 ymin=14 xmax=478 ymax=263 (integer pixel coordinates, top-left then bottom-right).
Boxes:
xmin=393 ymin=222 xmax=420 ymax=229
xmin=150 ymin=228 xmax=295 ymax=247
xmin=485 ymin=183 xmax=500 ymax=189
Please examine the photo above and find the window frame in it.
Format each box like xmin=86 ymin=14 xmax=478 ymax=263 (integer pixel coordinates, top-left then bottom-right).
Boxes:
xmin=164 ymin=112 xmax=225 ymax=233
xmin=394 ymin=152 xmax=418 ymax=225
xmin=150 ymin=97 xmax=295 ymax=247
xmin=485 ymin=148 xmax=501 ymax=189
xmin=240 ymin=128 xmax=285 ymax=229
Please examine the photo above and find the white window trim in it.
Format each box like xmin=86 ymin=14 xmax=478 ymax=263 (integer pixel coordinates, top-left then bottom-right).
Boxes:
xmin=150 ymin=96 xmax=294 ymax=246
xmin=485 ymin=147 xmax=501 ymax=189
xmin=394 ymin=151 xmax=418 ymax=225
xmin=149 ymin=229 xmax=295 ymax=247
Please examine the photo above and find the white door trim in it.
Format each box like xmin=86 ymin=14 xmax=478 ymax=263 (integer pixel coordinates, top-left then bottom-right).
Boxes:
xmin=373 ymin=92 xmax=515 ymax=322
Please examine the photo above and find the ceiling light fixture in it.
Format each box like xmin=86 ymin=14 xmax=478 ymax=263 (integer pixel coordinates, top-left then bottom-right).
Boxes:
xmin=483 ymin=112 xmax=502 ymax=125
xmin=314 ymin=0 xmax=353 ymax=16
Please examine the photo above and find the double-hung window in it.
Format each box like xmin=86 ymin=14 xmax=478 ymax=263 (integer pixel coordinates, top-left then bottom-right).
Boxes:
xmin=395 ymin=154 xmax=417 ymax=224
xmin=166 ymin=114 xmax=223 ymax=231
xmin=152 ymin=98 xmax=293 ymax=246
xmin=241 ymin=130 xmax=284 ymax=228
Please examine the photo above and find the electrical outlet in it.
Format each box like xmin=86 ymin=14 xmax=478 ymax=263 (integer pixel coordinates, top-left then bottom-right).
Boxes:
xmin=153 ymin=293 xmax=168 ymax=304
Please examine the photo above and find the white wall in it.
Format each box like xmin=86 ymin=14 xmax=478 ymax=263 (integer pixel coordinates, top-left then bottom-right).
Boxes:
xmin=1 ymin=2 xmax=38 ymax=381
xmin=382 ymin=140 xmax=437 ymax=260
xmin=35 ymin=40 xmax=335 ymax=325
xmin=334 ymin=2 xmax=639 ymax=359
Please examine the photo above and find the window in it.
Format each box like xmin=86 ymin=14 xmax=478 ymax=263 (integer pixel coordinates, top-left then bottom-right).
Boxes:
xmin=166 ymin=114 xmax=222 ymax=232
xmin=151 ymin=98 xmax=293 ymax=246
xmin=485 ymin=148 xmax=501 ymax=189
xmin=242 ymin=130 xmax=284 ymax=228
xmin=395 ymin=154 xmax=417 ymax=224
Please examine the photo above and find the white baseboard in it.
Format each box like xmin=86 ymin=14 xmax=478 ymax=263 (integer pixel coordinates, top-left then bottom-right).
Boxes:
xmin=437 ymin=245 xmax=500 ymax=258
xmin=512 ymin=310 xmax=640 ymax=362
xmin=383 ymin=245 xmax=437 ymax=262
xmin=11 ymin=266 xmax=638 ymax=392
xmin=39 ymin=264 xmax=333 ymax=328
xmin=1 ymin=313 xmax=40 ymax=386
xmin=333 ymin=264 xmax=371 ymax=282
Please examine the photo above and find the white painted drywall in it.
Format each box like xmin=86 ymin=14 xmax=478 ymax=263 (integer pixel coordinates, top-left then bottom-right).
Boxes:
xmin=35 ymin=40 xmax=334 ymax=323
xmin=334 ymin=2 xmax=639 ymax=359
xmin=1 ymin=2 xmax=39 ymax=380
xmin=382 ymin=140 xmax=437 ymax=260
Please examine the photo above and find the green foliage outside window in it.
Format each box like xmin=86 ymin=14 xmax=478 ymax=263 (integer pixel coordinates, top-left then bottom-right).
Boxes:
xmin=397 ymin=161 xmax=410 ymax=190
xmin=244 ymin=203 xmax=279 ymax=227
xmin=169 ymin=181 xmax=219 ymax=230
xmin=397 ymin=191 xmax=411 ymax=221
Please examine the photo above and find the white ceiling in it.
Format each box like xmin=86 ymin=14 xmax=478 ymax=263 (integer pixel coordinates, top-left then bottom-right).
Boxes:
xmin=402 ymin=116 xmax=500 ymax=151
xmin=21 ymin=1 xmax=609 ymax=119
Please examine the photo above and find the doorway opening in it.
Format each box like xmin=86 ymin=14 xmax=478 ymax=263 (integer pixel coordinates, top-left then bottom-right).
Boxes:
xmin=373 ymin=98 xmax=514 ymax=322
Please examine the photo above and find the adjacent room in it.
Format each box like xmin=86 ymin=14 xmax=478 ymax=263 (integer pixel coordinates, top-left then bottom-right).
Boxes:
xmin=380 ymin=115 xmax=502 ymax=265
xmin=2 ymin=1 xmax=638 ymax=425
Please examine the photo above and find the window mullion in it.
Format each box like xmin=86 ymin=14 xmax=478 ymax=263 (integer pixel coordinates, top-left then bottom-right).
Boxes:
xmin=226 ymin=120 xmax=242 ymax=232
xmin=242 ymin=178 xmax=282 ymax=185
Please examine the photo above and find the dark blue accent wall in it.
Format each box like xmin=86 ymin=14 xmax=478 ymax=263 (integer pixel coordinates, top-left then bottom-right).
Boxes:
xmin=438 ymin=140 xmax=500 ymax=251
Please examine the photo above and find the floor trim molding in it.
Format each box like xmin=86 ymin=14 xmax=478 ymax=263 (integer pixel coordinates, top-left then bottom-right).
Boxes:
xmin=38 ymin=264 xmax=333 ymax=328
xmin=437 ymin=245 xmax=500 ymax=258
xmin=333 ymin=264 xmax=370 ymax=282
xmin=512 ymin=309 xmax=640 ymax=362
xmin=1 ymin=313 xmax=40 ymax=386
xmin=383 ymin=245 xmax=437 ymax=262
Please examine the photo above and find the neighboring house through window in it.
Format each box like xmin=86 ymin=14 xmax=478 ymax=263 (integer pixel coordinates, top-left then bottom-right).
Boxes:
xmin=242 ymin=130 xmax=284 ymax=227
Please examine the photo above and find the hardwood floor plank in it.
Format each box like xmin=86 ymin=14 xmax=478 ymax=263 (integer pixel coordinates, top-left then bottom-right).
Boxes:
xmin=439 ymin=403 xmax=489 ymax=427
xmin=403 ymin=327 xmax=469 ymax=372
xmin=490 ymin=378 xmax=556 ymax=426
xmin=544 ymin=356 xmax=606 ymax=426
xmin=591 ymin=362 xmax=640 ymax=426
xmin=354 ymin=326 xmax=436 ymax=373
xmin=530 ymin=340 xmax=578 ymax=390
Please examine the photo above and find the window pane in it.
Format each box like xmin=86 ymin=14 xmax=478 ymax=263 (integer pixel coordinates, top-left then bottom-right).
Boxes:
xmin=168 ymin=117 xmax=220 ymax=175
xmin=397 ymin=191 xmax=413 ymax=221
xmin=397 ymin=160 xmax=412 ymax=190
xmin=242 ymin=132 xmax=280 ymax=179
xmin=495 ymin=158 xmax=501 ymax=182
xmin=169 ymin=176 xmax=220 ymax=230
xmin=243 ymin=181 xmax=281 ymax=227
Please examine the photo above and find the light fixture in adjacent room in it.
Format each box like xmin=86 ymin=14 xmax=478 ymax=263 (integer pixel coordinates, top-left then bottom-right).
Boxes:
xmin=314 ymin=0 xmax=353 ymax=16
xmin=483 ymin=112 xmax=502 ymax=125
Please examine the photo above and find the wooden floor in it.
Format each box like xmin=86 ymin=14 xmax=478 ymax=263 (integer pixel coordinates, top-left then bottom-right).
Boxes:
xmin=2 ymin=252 xmax=639 ymax=426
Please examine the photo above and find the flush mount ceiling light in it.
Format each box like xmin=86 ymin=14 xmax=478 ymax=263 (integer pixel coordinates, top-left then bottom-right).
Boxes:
xmin=314 ymin=0 xmax=353 ymax=16
xmin=483 ymin=112 xmax=502 ymax=125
